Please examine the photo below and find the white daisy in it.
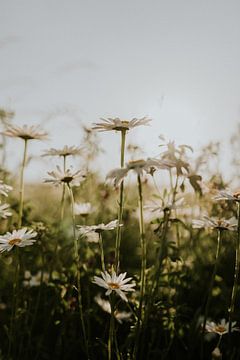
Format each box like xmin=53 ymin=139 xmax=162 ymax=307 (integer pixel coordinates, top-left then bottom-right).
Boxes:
xmin=213 ymin=190 xmax=240 ymax=202
xmin=106 ymin=158 xmax=173 ymax=187
xmin=92 ymin=117 xmax=151 ymax=132
xmin=2 ymin=124 xmax=48 ymax=141
xmin=74 ymin=202 xmax=93 ymax=217
xmin=94 ymin=294 xmax=132 ymax=323
xmin=77 ymin=220 xmax=121 ymax=235
xmin=0 ymin=203 xmax=12 ymax=219
xmin=0 ymin=228 xmax=37 ymax=253
xmin=93 ymin=271 xmax=135 ymax=302
xmin=44 ymin=166 xmax=86 ymax=187
xmin=42 ymin=145 xmax=82 ymax=157
xmin=192 ymin=216 xmax=237 ymax=231
xmin=205 ymin=319 xmax=239 ymax=335
xmin=145 ymin=197 xmax=185 ymax=213
xmin=0 ymin=181 xmax=13 ymax=197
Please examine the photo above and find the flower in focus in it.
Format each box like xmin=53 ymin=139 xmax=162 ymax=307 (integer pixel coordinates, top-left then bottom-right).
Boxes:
xmin=92 ymin=117 xmax=151 ymax=132
xmin=42 ymin=145 xmax=82 ymax=157
xmin=77 ymin=220 xmax=121 ymax=235
xmin=192 ymin=216 xmax=237 ymax=231
xmin=94 ymin=294 xmax=132 ymax=323
xmin=0 ymin=203 xmax=12 ymax=219
xmin=205 ymin=319 xmax=239 ymax=335
xmin=44 ymin=166 xmax=86 ymax=187
xmin=0 ymin=228 xmax=37 ymax=253
xmin=74 ymin=202 xmax=93 ymax=217
xmin=213 ymin=190 xmax=240 ymax=202
xmin=0 ymin=181 xmax=13 ymax=197
xmin=2 ymin=124 xmax=48 ymax=141
xmin=106 ymin=158 xmax=173 ymax=187
xmin=93 ymin=271 xmax=135 ymax=302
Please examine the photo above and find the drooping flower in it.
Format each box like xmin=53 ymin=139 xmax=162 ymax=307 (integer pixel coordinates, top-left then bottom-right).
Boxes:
xmin=94 ymin=294 xmax=132 ymax=323
xmin=42 ymin=145 xmax=82 ymax=158
xmin=0 ymin=203 xmax=12 ymax=219
xmin=93 ymin=271 xmax=135 ymax=302
xmin=0 ymin=181 xmax=13 ymax=197
xmin=106 ymin=158 xmax=173 ymax=187
xmin=192 ymin=216 xmax=237 ymax=231
xmin=44 ymin=166 xmax=86 ymax=187
xmin=74 ymin=202 xmax=93 ymax=217
xmin=2 ymin=124 xmax=48 ymax=141
xmin=0 ymin=228 xmax=37 ymax=253
xmin=205 ymin=319 xmax=239 ymax=335
xmin=213 ymin=190 xmax=240 ymax=202
xmin=92 ymin=117 xmax=151 ymax=132
xmin=77 ymin=220 xmax=121 ymax=235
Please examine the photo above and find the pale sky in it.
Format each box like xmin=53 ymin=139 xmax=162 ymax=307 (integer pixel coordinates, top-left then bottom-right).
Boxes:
xmin=1 ymin=0 xmax=240 ymax=180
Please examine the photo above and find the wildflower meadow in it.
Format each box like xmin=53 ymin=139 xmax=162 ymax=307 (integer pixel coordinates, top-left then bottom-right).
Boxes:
xmin=0 ymin=111 xmax=240 ymax=360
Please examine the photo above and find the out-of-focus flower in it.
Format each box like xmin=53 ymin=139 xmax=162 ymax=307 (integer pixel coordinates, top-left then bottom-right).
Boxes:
xmin=74 ymin=202 xmax=93 ymax=217
xmin=0 ymin=228 xmax=37 ymax=253
xmin=92 ymin=117 xmax=151 ymax=132
xmin=213 ymin=190 xmax=240 ymax=202
xmin=94 ymin=294 xmax=132 ymax=323
xmin=106 ymin=158 xmax=173 ymax=187
xmin=23 ymin=270 xmax=49 ymax=287
xmin=93 ymin=271 xmax=135 ymax=302
xmin=42 ymin=145 xmax=82 ymax=157
xmin=205 ymin=319 xmax=239 ymax=335
xmin=0 ymin=181 xmax=12 ymax=197
xmin=77 ymin=220 xmax=121 ymax=235
xmin=44 ymin=166 xmax=86 ymax=187
xmin=192 ymin=216 xmax=237 ymax=231
xmin=0 ymin=203 xmax=12 ymax=219
xmin=145 ymin=197 xmax=184 ymax=214
xmin=2 ymin=124 xmax=48 ymax=141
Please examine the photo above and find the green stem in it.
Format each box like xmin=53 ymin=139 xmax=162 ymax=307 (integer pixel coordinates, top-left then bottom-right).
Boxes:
xmin=60 ymin=156 xmax=67 ymax=220
xmin=115 ymin=130 xmax=126 ymax=273
xmin=98 ymin=232 xmax=105 ymax=272
xmin=228 ymin=202 xmax=240 ymax=334
xmin=18 ymin=139 xmax=28 ymax=228
xmin=68 ymin=185 xmax=89 ymax=358
xmin=108 ymin=296 xmax=115 ymax=360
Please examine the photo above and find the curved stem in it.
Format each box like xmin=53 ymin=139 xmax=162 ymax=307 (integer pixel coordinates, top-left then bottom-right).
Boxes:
xmin=228 ymin=202 xmax=240 ymax=334
xmin=18 ymin=139 xmax=28 ymax=228
xmin=98 ymin=232 xmax=105 ymax=272
xmin=115 ymin=130 xmax=126 ymax=273
xmin=68 ymin=185 xmax=89 ymax=358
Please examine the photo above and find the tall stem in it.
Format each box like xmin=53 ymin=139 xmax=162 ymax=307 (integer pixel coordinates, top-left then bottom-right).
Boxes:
xmin=98 ymin=232 xmax=105 ymax=272
xmin=18 ymin=139 xmax=28 ymax=228
xmin=60 ymin=155 xmax=67 ymax=221
xmin=115 ymin=130 xmax=126 ymax=273
xmin=68 ymin=185 xmax=89 ymax=358
xmin=228 ymin=202 xmax=240 ymax=333
xmin=108 ymin=297 xmax=115 ymax=360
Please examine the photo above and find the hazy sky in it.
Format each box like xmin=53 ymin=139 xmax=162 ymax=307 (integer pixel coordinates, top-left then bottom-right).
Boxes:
xmin=1 ymin=0 xmax=240 ymax=180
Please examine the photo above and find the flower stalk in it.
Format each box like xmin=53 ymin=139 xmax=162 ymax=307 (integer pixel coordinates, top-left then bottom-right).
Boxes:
xmin=18 ymin=139 xmax=28 ymax=228
xmin=98 ymin=232 xmax=106 ymax=272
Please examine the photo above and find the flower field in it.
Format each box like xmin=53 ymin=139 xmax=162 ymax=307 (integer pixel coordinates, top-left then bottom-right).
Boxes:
xmin=0 ymin=112 xmax=240 ymax=360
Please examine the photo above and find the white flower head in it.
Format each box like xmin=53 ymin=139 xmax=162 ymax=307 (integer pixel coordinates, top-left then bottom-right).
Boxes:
xmin=192 ymin=216 xmax=237 ymax=231
xmin=74 ymin=202 xmax=93 ymax=217
xmin=42 ymin=145 xmax=82 ymax=158
xmin=94 ymin=294 xmax=132 ymax=323
xmin=213 ymin=190 xmax=240 ymax=202
xmin=92 ymin=117 xmax=151 ymax=132
xmin=0 ymin=228 xmax=37 ymax=253
xmin=106 ymin=158 xmax=173 ymax=187
xmin=93 ymin=271 xmax=135 ymax=302
xmin=0 ymin=203 xmax=12 ymax=219
xmin=205 ymin=319 xmax=240 ymax=335
xmin=44 ymin=166 xmax=86 ymax=187
xmin=0 ymin=181 xmax=13 ymax=197
xmin=145 ymin=197 xmax=185 ymax=214
xmin=2 ymin=124 xmax=48 ymax=141
xmin=77 ymin=220 xmax=121 ymax=235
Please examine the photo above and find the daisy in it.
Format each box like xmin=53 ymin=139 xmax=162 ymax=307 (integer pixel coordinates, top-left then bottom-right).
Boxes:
xmin=192 ymin=216 xmax=237 ymax=231
xmin=205 ymin=319 xmax=239 ymax=335
xmin=2 ymin=124 xmax=48 ymax=141
xmin=145 ymin=197 xmax=185 ymax=213
xmin=42 ymin=145 xmax=82 ymax=157
xmin=77 ymin=220 xmax=121 ymax=235
xmin=44 ymin=166 xmax=86 ymax=187
xmin=0 ymin=203 xmax=12 ymax=219
xmin=74 ymin=202 xmax=93 ymax=217
xmin=0 ymin=181 xmax=13 ymax=197
xmin=93 ymin=271 xmax=135 ymax=302
xmin=213 ymin=190 xmax=240 ymax=202
xmin=92 ymin=117 xmax=151 ymax=132
xmin=106 ymin=158 xmax=173 ymax=187
xmin=0 ymin=228 xmax=37 ymax=253
xmin=94 ymin=294 xmax=132 ymax=323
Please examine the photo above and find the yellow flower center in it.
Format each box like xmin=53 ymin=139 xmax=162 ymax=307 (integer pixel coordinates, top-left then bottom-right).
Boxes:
xmin=9 ymin=238 xmax=21 ymax=246
xmin=215 ymin=325 xmax=226 ymax=333
xmin=113 ymin=120 xmax=130 ymax=131
xmin=108 ymin=282 xmax=120 ymax=289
